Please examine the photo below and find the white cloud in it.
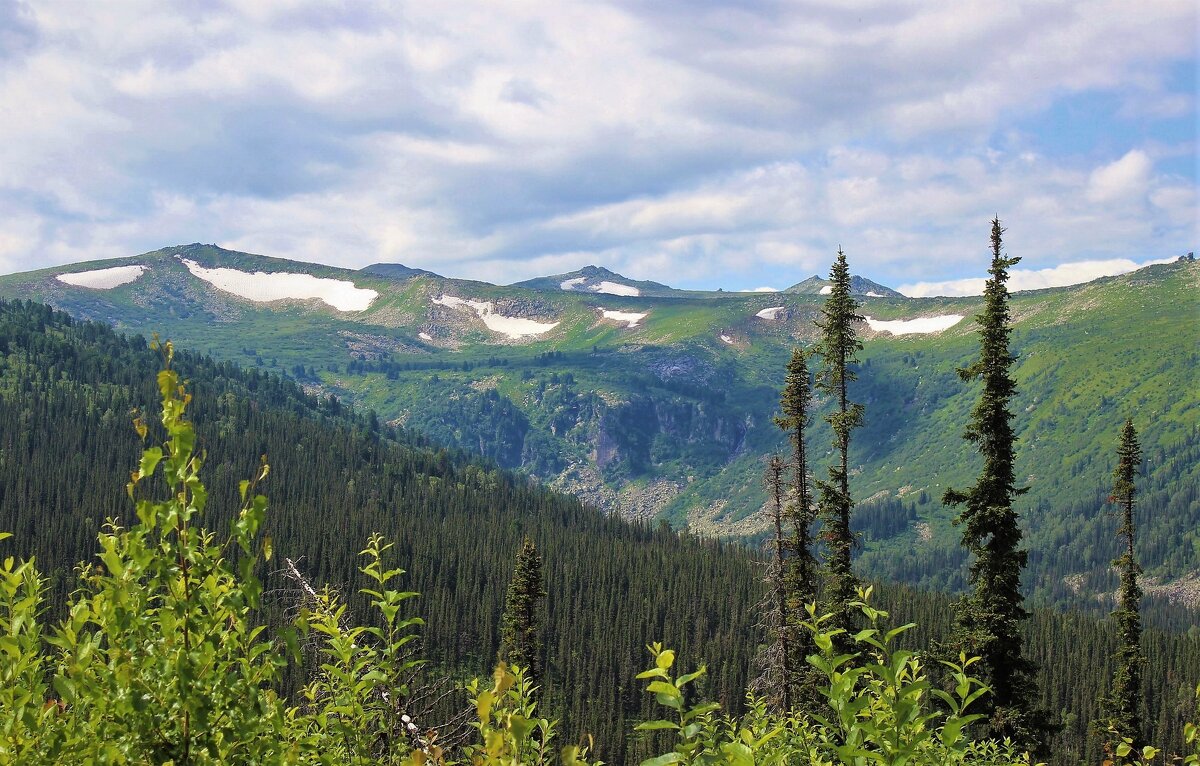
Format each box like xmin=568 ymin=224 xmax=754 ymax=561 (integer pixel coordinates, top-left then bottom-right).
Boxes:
xmin=1086 ymin=150 xmax=1152 ymax=203
xmin=899 ymin=256 xmax=1179 ymax=297
xmin=0 ymin=0 xmax=1193 ymax=291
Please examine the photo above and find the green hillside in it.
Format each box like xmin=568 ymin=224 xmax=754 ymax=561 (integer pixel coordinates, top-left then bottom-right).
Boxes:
xmin=0 ymin=300 xmax=1197 ymax=763
xmin=3 ymin=247 xmax=1197 ymax=619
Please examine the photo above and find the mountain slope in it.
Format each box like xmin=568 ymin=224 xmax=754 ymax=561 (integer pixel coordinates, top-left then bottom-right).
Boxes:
xmin=2 ymin=247 xmax=1197 ymax=618
xmin=0 ymin=299 xmax=1197 ymax=764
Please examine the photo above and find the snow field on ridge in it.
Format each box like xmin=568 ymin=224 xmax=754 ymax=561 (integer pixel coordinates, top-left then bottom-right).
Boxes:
xmin=864 ymin=314 xmax=964 ymax=335
xmin=432 ymin=295 xmax=559 ymax=339
xmin=179 ymin=258 xmax=377 ymax=311
xmin=57 ymin=265 xmax=147 ymax=289
xmin=598 ymin=309 xmax=648 ymax=328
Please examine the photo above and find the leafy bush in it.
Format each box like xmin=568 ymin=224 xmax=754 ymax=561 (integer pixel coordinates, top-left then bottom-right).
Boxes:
xmin=629 ymin=593 xmax=1028 ymax=766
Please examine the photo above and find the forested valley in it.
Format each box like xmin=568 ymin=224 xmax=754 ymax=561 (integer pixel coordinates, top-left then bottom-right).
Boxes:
xmin=0 ymin=286 xmax=1197 ymax=765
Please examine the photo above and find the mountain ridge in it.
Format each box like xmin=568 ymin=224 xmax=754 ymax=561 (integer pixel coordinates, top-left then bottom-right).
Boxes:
xmin=1 ymin=246 xmax=1196 ymax=618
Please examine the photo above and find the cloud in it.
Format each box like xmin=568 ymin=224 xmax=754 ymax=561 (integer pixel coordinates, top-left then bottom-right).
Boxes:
xmin=0 ymin=0 xmax=1194 ymax=290
xmin=1086 ymin=150 xmax=1152 ymax=203
xmin=898 ymin=256 xmax=1180 ymax=297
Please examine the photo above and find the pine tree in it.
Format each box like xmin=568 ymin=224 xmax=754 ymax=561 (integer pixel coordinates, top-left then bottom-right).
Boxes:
xmin=1099 ymin=418 xmax=1145 ymax=751
xmin=499 ymin=538 xmax=548 ymax=686
xmin=942 ymin=218 xmax=1050 ymax=753
xmin=815 ymin=250 xmax=864 ymax=636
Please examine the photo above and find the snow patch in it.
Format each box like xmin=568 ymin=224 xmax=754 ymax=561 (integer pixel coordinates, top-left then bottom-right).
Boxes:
xmin=594 ymin=281 xmax=639 ymax=296
xmin=865 ymin=292 xmax=884 ymax=297
xmin=720 ymin=334 xmax=734 ymax=344
xmin=755 ymin=306 xmax=785 ymax=320
xmin=864 ymin=314 xmax=964 ymax=336
xmin=418 ymin=332 xmax=433 ymax=341
xmin=559 ymin=277 xmax=642 ymax=296
xmin=57 ymin=265 xmax=146 ymax=289
xmin=819 ymin=285 xmax=833 ymax=295
xmin=433 ymin=294 xmax=559 ymax=338
xmin=180 ymin=258 xmax=377 ymax=311
xmin=599 ymin=308 xmax=647 ymax=328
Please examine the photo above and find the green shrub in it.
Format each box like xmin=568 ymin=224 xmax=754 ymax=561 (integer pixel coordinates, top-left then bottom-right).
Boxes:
xmin=629 ymin=591 xmax=1028 ymax=766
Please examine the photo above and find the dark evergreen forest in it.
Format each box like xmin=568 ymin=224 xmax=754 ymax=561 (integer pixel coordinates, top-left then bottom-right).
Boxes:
xmin=0 ymin=300 xmax=1195 ymax=764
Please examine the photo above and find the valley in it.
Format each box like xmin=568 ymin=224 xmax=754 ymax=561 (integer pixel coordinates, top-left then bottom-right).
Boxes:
xmin=3 ymin=245 xmax=1198 ymax=621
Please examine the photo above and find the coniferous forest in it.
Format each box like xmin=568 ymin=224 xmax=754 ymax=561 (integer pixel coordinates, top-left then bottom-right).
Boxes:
xmin=0 ymin=1 xmax=1195 ymax=762
xmin=0 ymin=272 xmax=1197 ymax=765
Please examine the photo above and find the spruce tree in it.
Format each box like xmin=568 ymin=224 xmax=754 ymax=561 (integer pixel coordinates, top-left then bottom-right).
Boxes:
xmin=942 ymin=218 xmax=1049 ymax=753
xmin=499 ymin=537 xmax=548 ymax=685
xmin=753 ymin=455 xmax=793 ymax=711
xmin=774 ymin=347 xmax=822 ymax=707
xmin=1099 ymin=418 xmax=1145 ymax=750
xmin=815 ymin=250 xmax=864 ymax=636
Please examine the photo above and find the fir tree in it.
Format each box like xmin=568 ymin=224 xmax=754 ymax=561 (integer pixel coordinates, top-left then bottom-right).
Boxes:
xmin=815 ymin=250 xmax=864 ymax=637
xmin=1099 ymin=418 xmax=1145 ymax=750
xmin=499 ymin=538 xmax=548 ymax=685
xmin=942 ymin=218 xmax=1049 ymax=753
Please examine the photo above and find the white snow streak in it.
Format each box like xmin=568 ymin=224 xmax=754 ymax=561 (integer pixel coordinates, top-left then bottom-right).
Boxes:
xmin=819 ymin=285 xmax=833 ymax=295
xmin=720 ymin=334 xmax=734 ymax=344
xmin=559 ymin=278 xmax=642 ymax=296
xmin=418 ymin=332 xmax=433 ymax=341
xmin=599 ymin=308 xmax=648 ymax=328
xmin=433 ymin=294 xmax=559 ymax=338
xmin=57 ymin=265 xmax=146 ymax=289
xmin=864 ymin=314 xmax=964 ymax=335
xmin=755 ymin=306 xmax=785 ymax=320
xmin=594 ymin=281 xmax=640 ymax=296
xmin=180 ymin=258 xmax=377 ymax=311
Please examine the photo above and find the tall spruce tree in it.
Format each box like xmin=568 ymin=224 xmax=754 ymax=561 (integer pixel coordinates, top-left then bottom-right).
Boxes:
xmin=768 ymin=348 xmax=825 ymax=710
xmin=773 ymin=347 xmax=821 ymax=708
xmin=1099 ymin=418 xmax=1145 ymax=750
xmin=815 ymin=251 xmax=864 ymax=636
xmin=753 ymin=455 xmax=793 ymax=711
xmin=499 ymin=537 xmax=548 ymax=685
xmin=942 ymin=218 xmax=1049 ymax=753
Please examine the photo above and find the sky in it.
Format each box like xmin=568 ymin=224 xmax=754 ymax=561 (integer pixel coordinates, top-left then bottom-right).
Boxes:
xmin=0 ymin=0 xmax=1195 ymax=296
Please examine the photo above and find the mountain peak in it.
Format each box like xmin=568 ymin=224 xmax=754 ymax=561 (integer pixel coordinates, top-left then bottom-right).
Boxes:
xmin=784 ymin=274 xmax=904 ymax=298
xmin=512 ymin=266 xmax=679 ymax=297
xmin=360 ymin=263 xmax=442 ymax=280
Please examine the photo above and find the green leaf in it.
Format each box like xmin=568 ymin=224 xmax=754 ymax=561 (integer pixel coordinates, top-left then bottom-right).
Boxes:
xmin=647 ymin=681 xmax=680 ymax=698
xmin=640 ymin=754 xmax=684 ymax=766
xmin=634 ymin=720 xmax=680 ymax=731
xmin=137 ymin=447 xmax=163 ymax=480
xmin=676 ymin=668 xmax=706 ymax=688
xmin=656 ymin=649 xmax=676 ymax=670
xmin=637 ymin=667 xmax=669 ymax=680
